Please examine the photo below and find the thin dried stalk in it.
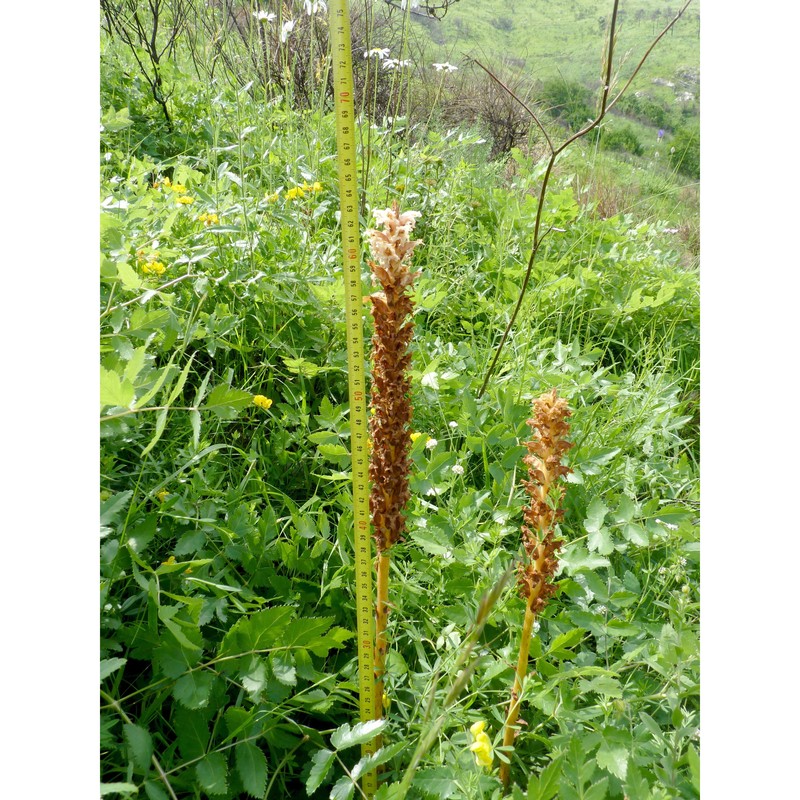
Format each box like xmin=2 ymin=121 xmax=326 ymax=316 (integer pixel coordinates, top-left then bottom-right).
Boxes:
xmin=500 ymin=389 xmax=572 ymax=793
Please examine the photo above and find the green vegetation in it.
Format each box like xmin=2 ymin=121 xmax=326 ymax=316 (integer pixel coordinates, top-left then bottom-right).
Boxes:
xmin=100 ymin=2 xmax=699 ymax=799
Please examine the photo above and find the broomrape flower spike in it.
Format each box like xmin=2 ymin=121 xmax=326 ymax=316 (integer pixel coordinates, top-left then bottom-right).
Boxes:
xmin=367 ymin=201 xmax=422 ymax=727
xmin=500 ymin=388 xmax=573 ymax=793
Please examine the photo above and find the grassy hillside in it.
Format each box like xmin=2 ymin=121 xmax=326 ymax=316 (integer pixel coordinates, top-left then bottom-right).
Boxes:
xmin=414 ymin=0 xmax=700 ymax=96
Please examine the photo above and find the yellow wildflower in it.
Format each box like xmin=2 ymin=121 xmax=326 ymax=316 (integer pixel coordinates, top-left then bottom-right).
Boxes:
xmin=253 ymin=395 xmax=273 ymax=411
xmin=176 ymin=195 xmax=195 ymax=205
xmin=311 ymin=181 xmax=323 ymax=192
xmin=395 ymin=182 xmax=406 ymax=191
xmin=161 ymin=555 xmax=177 ymax=566
xmin=142 ymin=261 xmax=166 ymax=276
xmin=198 ymin=212 xmax=219 ymax=226
xmin=469 ymin=720 xmax=494 ymax=769
xmin=266 ymin=190 xmax=281 ymax=203
xmin=382 ymin=692 xmax=391 ymax=712
xmin=169 ymin=183 xmax=187 ymax=193
xmin=154 ymin=175 xmax=171 ymax=189
xmin=285 ymin=186 xmax=305 ymax=201
xmin=156 ymin=490 xmax=169 ymax=502
xmin=410 ymin=432 xmax=423 ymax=443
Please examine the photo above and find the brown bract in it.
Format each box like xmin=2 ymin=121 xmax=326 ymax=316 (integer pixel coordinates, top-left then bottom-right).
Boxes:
xmin=518 ymin=389 xmax=573 ymax=613
xmin=367 ymin=202 xmax=422 ymax=554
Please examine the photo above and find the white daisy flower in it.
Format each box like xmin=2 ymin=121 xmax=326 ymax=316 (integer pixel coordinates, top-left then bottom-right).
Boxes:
xmin=364 ymin=47 xmax=390 ymax=59
xmin=303 ymin=0 xmax=327 ymax=15
xmin=255 ymin=10 xmax=276 ymax=22
xmin=432 ymin=62 xmax=458 ymax=72
xmin=280 ymin=19 xmax=295 ymax=42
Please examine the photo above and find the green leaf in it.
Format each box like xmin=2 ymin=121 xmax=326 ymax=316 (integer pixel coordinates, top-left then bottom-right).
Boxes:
xmin=351 ymin=742 xmax=406 ymax=780
xmin=686 ymin=743 xmax=700 ymax=791
xmin=173 ymin=670 xmax=214 ymax=709
xmin=622 ymin=522 xmax=649 ymax=546
xmin=547 ymin=629 xmax=586 ymax=659
xmin=101 ymin=367 xmax=135 ymax=409
xmin=330 ymin=775 xmax=355 ymax=800
xmin=219 ymin=606 xmax=296 ymax=659
xmin=413 ymin=768 xmax=459 ymax=799
xmin=143 ymin=782 xmax=168 ymax=800
xmin=236 ymin=741 xmax=268 ymax=798
xmin=584 ymin=777 xmax=608 ymax=800
xmin=270 ymin=650 xmax=297 ymax=686
xmin=100 ymin=657 xmax=127 ymax=681
xmin=330 ymin=718 xmax=387 ymax=750
xmin=559 ymin=543 xmax=610 ymax=572
xmin=100 ymin=783 xmax=138 ymax=796
xmin=583 ymin=498 xmax=609 ymax=533
xmin=123 ymin=723 xmax=153 ymax=774
xmin=174 ymin=707 xmax=211 ymax=761
xmin=578 ymin=675 xmax=623 ymax=698
xmin=196 ymin=752 xmax=228 ymax=796
xmin=141 ymin=407 xmax=169 ymax=457
xmin=526 ymin=758 xmax=561 ymax=800
xmin=203 ymin=384 xmax=253 ymax=419
xmin=116 ymin=260 xmax=144 ymax=290
xmin=596 ymin=742 xmax=628 ymax=780
xmin=100 ymin=490 xmax=133 ymax=526
xmin=587 ymin=526 xmax=614 ymax=555
xmin=306 ymin=748 xmax=335 ymax=794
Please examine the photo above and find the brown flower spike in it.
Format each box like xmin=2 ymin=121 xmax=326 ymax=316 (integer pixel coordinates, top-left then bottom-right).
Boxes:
xmin=500 ymin=388 xmax=572 ymax=792
xmin=366 ymin=202 xmax=421 ymax=723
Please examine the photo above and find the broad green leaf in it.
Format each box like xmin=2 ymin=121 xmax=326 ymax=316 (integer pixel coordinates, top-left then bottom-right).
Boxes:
xmin=329 ymin=775 xmax=355 ymax=800
xmin=100 ymin=490 xmax=133 ymax=526
xmin=123 ymin=723 xmax=153 ymax=773
xmin=584 ymin=498 xmax=609 ymax=533
xmin=101 ymin=367 xmax=135 ymax=409
xmin=587 ymin=526 xmax=614 ymax=555
xmin=100 ymin=657 xmax=127 ymax=681
xmin=306 ymin=748 xmax=335 ymax=794
xmin=143 ymin=781 xmax=168 ymax=800
xmin=100 ymin=783 xmax=138 ymax=796
xmin=547 ymin=629 xmax=586 ymax=659
xmin=350 ymin=742 xmax=406 ymax=780
xmin=612 ymin=495 xmax=636 ymax=524
xmin=174 ymin=706 xmax=210 ymax=760
xmin=219 ymin=606 xmax=296 ymax=658
xmin=623 ymin=762 xmax=651 ymax=800
xmin=411 ymin=529 xmax=452 ymax=557
xmin=116 ymin=260 xmax=143 ymax=290
xmin=330 ymin=718 xmax=387 ymax=750
xmin=235 ymin=741 xmax=268 ymax=798
xmin=203 ymin=384 xmax=253 ymax=419
xmin=584 ymin=777 xmax=608 ymax=800
xmin=596 ymin=742 xmax=628 ymax=780
xmin=622 ymin=522 xmax=649 ymax=546
xmin=413 ymin=767 xmax=459 ymax=798
xmin=270 ymin=650 xmax=297 ymax=686
xmin=526 ymin=758 xmax=561 ymax=800
xmin=196 ymin=752 xmax=228 ymax=796
xmin=373 ymin=784 xmax=405 ymax=799
xmin=559 ymin=543 xmax=610 ymax=572
xmin=578 ymin=675 xmax=622 ymax=698
xmin=173 ymin=670 xmax=214 ymax=709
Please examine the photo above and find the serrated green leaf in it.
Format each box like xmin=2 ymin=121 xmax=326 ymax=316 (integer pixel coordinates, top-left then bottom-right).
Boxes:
xmin=236 ymin=741 xmax=268 ymax=798
xmin=166 ymin=353 xmax=195 ymax=405
xmin=100 ymin=783 xmax=138 ymax=796
xmin=173 ymin=670 xmax=214 ymax=709
xmin=100 ymin=490 xmax=133 ymax=527
xmin=559 ymin=543 xmax=610 ymax=572
xmin=587 ymin=526 xmax=614 ymax=555
xmin=196 ymin=752 xmax=228 ymax=796
xmin=413 ymin=767 xmax=459 ymax=798
xmin=101 ymin=367 xmax=135 ymax=409
xmin=578 ymin=675 xmax=622 ymax=698
xmin=547 ymin=629 xmax=586 ymax=659
xmin=141 ymin=407 xmax=169 ymax=457
xmin=373 ymin=784 xmax=405 ymax=800
xmin=330 ymin=718 xmax=387 ymax=750
xmin=622 ymin=522 xmax=649 ymax=546
xmin=203 ymin=384 xmax=253 ymax=419
xmin=100 ymin=657 xmax=128 ymax=681
xmin=584 ymin=776 xmax=608 ymax=800
xmin=350 ymin=742 xmax=406 ymax=780
xmin=584 ymin=498 xmax=609 ymax=533
xmin=174 ymin=706 xmax=210 ymax=760
xmin=270 ymin=650 xmax=297 ymax=686
xmin=219 ymin=606 xmax=296 ymax=658
xmin=526 ymin=758 xmax=561 ymax=800
xmin=123 ymin=723 xmax=153 ymax=774
xmin=686 ymin=743 xmax=700 ymax=791
xmin=133 ymin=354 xmax=177 ymax=410
xmin=329 ymin=775 xmax=355 ymax=800
xmin=143 ymin=781 xmax=168 ymax=800
xmin=117 ymin=260 xmax=144 ymax=290
xmin=306 ymin=748 xmax=335 ymax=794
xmin=596 ymin=742 xmax=628 ymax=780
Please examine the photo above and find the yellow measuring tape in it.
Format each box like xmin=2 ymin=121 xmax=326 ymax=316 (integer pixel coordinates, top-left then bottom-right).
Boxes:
xmin=329 ymin=2 xmax=378 ymax=795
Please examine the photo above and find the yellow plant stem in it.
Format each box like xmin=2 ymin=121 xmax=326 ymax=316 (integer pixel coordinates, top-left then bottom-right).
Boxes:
xmin=500 ymin=589 xmax=539 ymax=792
xmin=374 ymin=552 xmax=391 ymax=746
